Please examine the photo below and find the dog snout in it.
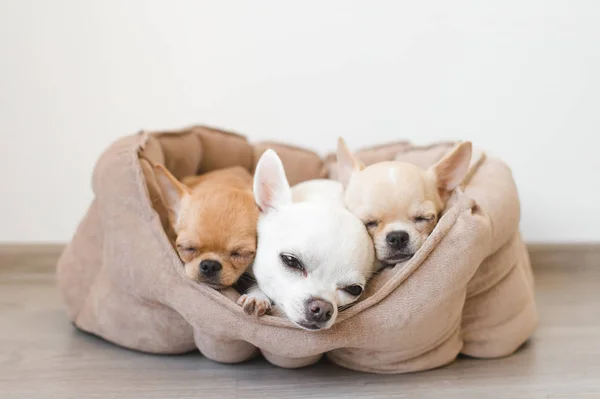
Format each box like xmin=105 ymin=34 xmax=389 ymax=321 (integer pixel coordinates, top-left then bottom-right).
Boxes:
xmin=199 ymin=259 xmax=222 ymax=277
xmin=386 ymin=230 xmax=410 ymax=250
xmin=305 ymin=298 xmax=334 ymax=323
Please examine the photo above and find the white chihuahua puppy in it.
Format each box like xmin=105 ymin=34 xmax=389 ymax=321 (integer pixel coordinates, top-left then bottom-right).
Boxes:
xmin=237 ymin=150 xmax=375 ymax=331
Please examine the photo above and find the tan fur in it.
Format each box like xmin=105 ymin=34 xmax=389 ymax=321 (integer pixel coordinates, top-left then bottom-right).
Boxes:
xmin=154 ymin=165 xmax=258 ymax=288
xmin=337 ymin=138 xmax=472 ymax=265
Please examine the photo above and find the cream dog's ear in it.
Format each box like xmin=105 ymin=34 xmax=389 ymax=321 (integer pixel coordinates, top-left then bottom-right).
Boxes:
xmin=336 ymin=137 xmax=365 ymax=189
xmin=154 ymin=164 xmax=191 ymax=225
xmin=253 ymin=149 xmax=292 ymax=213
xmin=430 ymin=141 xmax=473 ymax=199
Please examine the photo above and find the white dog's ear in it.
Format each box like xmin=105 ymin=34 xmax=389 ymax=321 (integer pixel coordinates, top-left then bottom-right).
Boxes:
xmin=254 ymin=149 xmax=292 ymax=212
xmin=336 ymin=137 xmax=365 ymax=189
xmin=430 ymin=141 xmax=473 ymax=198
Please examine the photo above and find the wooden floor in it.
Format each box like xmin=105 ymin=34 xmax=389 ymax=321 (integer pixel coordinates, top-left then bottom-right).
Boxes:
xmin=1 ymin=245 xmax=599 ymax=398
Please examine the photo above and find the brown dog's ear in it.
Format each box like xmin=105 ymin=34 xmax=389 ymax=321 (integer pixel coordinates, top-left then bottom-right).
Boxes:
xmin=154 ymin=164 xmax=191 ymax=223
xmin=336 ymin=137 xmax=365 ymax=189
xmin=430 ymin=141 xmax=473 ymax=199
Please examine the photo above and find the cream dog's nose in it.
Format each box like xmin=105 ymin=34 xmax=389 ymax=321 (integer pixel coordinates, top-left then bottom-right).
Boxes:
xmin=386 ymin=230 xmax=409 ymax=250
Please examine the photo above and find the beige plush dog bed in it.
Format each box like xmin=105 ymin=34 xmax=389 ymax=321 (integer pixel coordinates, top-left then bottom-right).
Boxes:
xmin=56 ymin=126 xmax=537 ymax=374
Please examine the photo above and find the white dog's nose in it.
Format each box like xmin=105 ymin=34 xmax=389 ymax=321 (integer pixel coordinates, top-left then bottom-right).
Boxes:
xmin=306 ymin=298 xmax=333 ymax=323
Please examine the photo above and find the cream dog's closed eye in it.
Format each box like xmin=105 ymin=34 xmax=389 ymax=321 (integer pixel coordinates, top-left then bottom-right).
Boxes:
xmin=336 ymin=138 xmax=472 ymax=267
xmin=237 ymin=150 xmax=375 ymax=331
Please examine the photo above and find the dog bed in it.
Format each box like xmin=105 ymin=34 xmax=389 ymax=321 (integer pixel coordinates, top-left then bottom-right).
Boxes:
xmin=56 ymin=126 xmax=537 ymax=374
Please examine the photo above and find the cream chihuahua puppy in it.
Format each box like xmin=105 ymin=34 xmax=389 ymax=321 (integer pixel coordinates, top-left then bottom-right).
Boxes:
xmin=337 ymin=139 xmax=472 ymax=267
xmin=237 ymin=150 xmax=375 ymax=331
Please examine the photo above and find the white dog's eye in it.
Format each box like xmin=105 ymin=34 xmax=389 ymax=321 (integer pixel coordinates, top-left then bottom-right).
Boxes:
xmin=279 ymin=253 xmax=304 ymax=272
xmin=343 ymin=285 xmax=363 ymax=296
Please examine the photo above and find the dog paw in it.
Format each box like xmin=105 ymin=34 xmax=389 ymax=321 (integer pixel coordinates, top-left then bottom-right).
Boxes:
xmin=237 ymin=294 xmax=271 ymax=317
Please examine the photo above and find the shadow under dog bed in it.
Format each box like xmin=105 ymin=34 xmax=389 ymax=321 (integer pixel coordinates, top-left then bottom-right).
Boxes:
xmin=56 ymin=126 xmax=537 ymax=374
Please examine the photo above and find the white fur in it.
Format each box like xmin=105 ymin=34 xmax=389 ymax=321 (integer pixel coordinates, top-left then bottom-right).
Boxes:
xmin=243 ymin=151 xmax=375 ymax=330
xmin=253 ymin=149 xmax=292 ymax=212
xmin=291 ymin=179 xmax=345 ymax=206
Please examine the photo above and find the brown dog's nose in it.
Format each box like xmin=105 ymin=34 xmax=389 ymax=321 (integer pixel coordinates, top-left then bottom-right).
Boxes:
xmin=386 ymin=230 xmax=409 ymax=250
xmin=305 ymin=298 xmax=333 ymax=323
xmin=199 ymin=259 xmax=222 ymax=277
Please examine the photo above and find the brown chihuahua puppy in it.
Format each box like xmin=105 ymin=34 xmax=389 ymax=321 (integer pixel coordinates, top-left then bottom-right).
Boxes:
xmin=337 ymin=139 xmax=472 ymax=267
xmin=154 ymin=165 xmax=258 ymax=288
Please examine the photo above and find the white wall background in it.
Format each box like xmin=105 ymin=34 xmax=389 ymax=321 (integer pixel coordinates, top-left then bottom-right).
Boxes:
xmin=1 ymin=0 xmax=599 ymax=243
